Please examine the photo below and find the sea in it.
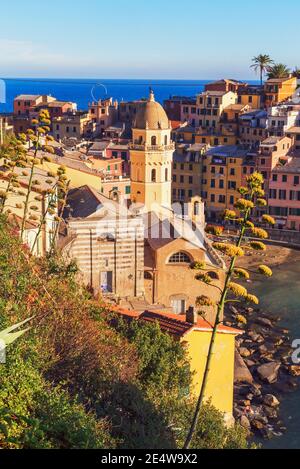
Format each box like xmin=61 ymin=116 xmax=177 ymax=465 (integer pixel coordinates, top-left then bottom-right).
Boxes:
xmin=0 ymin=78 xmax=211 ymax=113
xmin=248 ymin=260 xmax=300 ymax=449
xmin=0 ymin=78 xmax=261 ymax=113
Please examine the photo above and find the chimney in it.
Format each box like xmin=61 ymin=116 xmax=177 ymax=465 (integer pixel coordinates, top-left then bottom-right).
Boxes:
xmin=186 ymin=306 xmax=198 ymax=325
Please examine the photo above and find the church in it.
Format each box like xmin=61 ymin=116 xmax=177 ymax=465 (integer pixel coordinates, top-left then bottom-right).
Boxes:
xmin=61 ymin=90 xmax=225 ymax=322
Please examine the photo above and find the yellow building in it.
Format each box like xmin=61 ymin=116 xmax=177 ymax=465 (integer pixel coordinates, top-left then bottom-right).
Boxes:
xmin=264 ymin=77 xmax=297 ymax=107
xmin=130 ymin=89 xmax=174 ymax=210
xmin=196 ymin=90 xmax=237 ymax=129
xmin=114 ymin=307 xmax=241 ymax=424
xmin=202 ymin=145 xmax=253 ymax=220
xmin=172 ymin=143 xmax=208 ymax=203
xmin=53 ymin=112 xmax=93 ymax=143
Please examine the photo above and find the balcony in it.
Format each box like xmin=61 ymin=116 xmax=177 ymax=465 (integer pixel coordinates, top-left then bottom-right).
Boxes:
xmin=130 ymin=143 xmax=175 ymax=152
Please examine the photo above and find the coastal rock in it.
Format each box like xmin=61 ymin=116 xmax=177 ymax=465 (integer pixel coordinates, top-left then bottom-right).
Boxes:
xmin=254 ymin=317 xmax=273 ymax=328
xmin=234 ymin=350 xmax=253 ymax=383
xmin=263 ymin=406 xmax=278 ymax=419
xmin=251 ymin=419 xmax=265 ymax=430
xmin=263 ymin=394 xmax=280 ymax=407
xmin=239 ymin=415 xmax=251 ymax=430
xmin=257 ymin=362 xmax=280 ymax=384
xmin=240 ymin=347 xmax=252 ymax=358
xmin=248 ymin=331 xmax=264 ymax=343
xmin=245 ymin=359 xmax=256 ymax=367
xmin=289 ymin=365 xmax=300 ymax=377
xmin=229 ymin=305 xmax=239 ymax=315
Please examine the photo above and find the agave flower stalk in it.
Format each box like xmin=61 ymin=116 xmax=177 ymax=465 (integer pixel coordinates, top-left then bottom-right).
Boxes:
xmin=30 ymin=183 xmax=59 ymax=254
xmin=49 ymin=179 xmax=71 ymax=254
xmin=184 ymin=172 xmax=274 ymax=449
xmin=20 ymin=110 xmax=53 ymax=238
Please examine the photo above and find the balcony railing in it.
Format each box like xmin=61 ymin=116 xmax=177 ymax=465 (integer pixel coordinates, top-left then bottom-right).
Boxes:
xmin=130 ymin=143 xmax=175 ymax=151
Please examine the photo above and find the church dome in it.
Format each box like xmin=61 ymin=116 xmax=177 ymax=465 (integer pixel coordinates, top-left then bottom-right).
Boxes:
xmin=134 ymin=89 xmax=170 ymax=130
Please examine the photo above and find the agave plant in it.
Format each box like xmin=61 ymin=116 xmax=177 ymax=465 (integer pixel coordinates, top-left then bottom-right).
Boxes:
xmin=0 ymin=317 xmax=33 ymax=351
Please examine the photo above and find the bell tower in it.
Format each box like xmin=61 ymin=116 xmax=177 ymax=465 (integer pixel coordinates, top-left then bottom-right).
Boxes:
xmin=130 ymin=89 xmax=174 ymax=212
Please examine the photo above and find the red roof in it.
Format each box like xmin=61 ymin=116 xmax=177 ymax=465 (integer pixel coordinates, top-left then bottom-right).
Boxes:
xmin=109 ymin=306 xmax=242 ymax=338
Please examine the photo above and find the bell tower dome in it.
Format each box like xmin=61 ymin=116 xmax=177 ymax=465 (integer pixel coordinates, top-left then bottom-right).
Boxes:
xmin=130 ymin=89 xmax=174 ymax=211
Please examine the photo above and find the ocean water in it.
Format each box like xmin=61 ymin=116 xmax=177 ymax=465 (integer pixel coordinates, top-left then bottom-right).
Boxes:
xmin=248 ymin=260 xmax=300 ymax=449
xmin=0 ymin=78 xmax=209 ymax=113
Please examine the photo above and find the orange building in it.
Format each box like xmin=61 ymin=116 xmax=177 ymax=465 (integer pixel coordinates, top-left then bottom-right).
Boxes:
xmin=264 ymin=77 xmax=297 ymax=107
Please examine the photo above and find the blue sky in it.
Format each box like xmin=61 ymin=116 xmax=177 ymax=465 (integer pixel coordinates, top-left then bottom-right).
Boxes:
xmin=1 ymin=0 xmax=299 ymax=79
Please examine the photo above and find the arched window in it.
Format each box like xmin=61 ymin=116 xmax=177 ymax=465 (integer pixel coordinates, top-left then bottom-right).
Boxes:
xmin=151 ymin=169 xmax=156 ymax=182
xmin=144 ymin=271 xmax=153 ymax=280
xmin=207 ymin=271 xmax=220 ymax=280
xmin=165 ymin=168 xmax=168 ymax=181
xmin=151 ymin=136 xmax=157 ymax=146
xmin=194 ymin=201 xmax=200 ymax=216
xmin=168 ymin=252 xmax=191 ymax=264
xmin=164 ymin=135 xmax=168 ymax=145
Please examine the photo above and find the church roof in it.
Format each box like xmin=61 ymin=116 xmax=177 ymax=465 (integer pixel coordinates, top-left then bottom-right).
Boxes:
xmin=133 ymin=90 xmax=170 ymax=130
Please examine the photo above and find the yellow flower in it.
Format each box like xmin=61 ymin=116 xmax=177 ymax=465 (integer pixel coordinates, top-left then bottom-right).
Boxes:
xmin=195 ymin=273 xmax=212 ymax=284
xmin=262 ymin=214 xmax=275 ymax=225
xmin=196 ymin=296 xmax=215 ymax=307
xmin=212 ymin=242 xmax=244 ymax=257
xmin=205 ymin=224 xmax=224 ymax=236
xmin=228 ymin=282 xmax=248 ymax=298
xmin=31 ymin=119 xmax=39 ymax=125
xmin=37 ymin=127 xmax=46 ymax=134
xmin=250 ymin=227 xmax=269 ymax=239
xmin=247 ymin=172 xmax=264 ymax=187
xmin=245 ymin=220 xmax=254 ymax=228
xmin=47 ymin=171 xmax=56 ymax=178
xmin=234 ymin=198 xmax=254 ymax=211
xmin=236 ymin=314 xmax=247 ymax=324
xmin=190 ymin=261 xmax=206 ymax=270
xmin=238 ymin=186 xmax=248 ymax=195
xmin=233 ymin=268 xmax=250 ymax=280
xmin=254 ymin=188 xmax=265 ymax=197
xmin=256 ymin=198 xmax=267 ymax=207
xmin=245 ymin=294 xmax=259 ymax=305
xmin=43 ymin=146 xmax=55 ymax=155
xmin=258 ymin=265 xmax=273 ymax=277
xmin=250 ymin=241 xmax=266 ymax=251
xmin=223 ymin=209 xmax=236 ymax=220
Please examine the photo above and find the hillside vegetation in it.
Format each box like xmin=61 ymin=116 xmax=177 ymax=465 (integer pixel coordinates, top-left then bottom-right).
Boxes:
xmin=0 ymin=216 xmax=249 ymax=449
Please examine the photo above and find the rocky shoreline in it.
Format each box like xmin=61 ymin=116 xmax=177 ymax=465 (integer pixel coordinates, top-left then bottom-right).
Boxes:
xmin=224 ymin=304 xmax=300 ymax=441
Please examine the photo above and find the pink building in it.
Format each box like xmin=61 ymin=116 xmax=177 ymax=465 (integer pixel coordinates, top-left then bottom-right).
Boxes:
xmin=268 ymin=158 xmax=300 ymax=230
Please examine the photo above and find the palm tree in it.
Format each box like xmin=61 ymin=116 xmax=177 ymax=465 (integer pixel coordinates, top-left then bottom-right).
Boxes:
xmin=251 ymin=54 xmax=273 ymax=85
xmin=292 ymin=67 xmax=300 ymax=79
xmin=267 ymin=63 xmax=291 ymax=79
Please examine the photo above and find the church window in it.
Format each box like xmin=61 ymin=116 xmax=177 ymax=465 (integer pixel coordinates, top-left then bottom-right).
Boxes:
xmin=207 ymin=271 xmax=220 ymax=280
xmin=151 ymin=136 xmax=157 ymax=146
xmin=165 ymin=168 xmax=168 ymax=181
xmin=164 ymin=135 xmax=168 ymax=145
xmin=168 ymin=252 xmax=191 ymax=264
xmin=151 ymin=169 xmax=156 ymax=182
